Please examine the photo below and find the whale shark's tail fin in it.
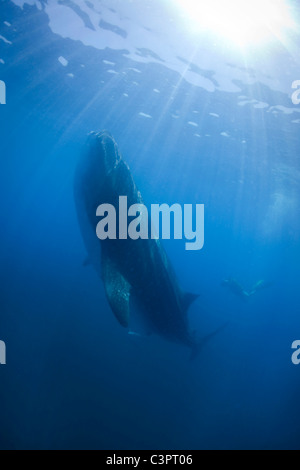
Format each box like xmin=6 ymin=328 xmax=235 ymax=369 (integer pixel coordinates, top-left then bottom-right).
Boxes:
xmin=190 ymin=322 xmax=229 ymax=361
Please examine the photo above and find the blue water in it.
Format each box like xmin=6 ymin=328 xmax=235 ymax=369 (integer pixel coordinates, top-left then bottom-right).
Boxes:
xmin=1 ymin=0 xmax=300 ymax=450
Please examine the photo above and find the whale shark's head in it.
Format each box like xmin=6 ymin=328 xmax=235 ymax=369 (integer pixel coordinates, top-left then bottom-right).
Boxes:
xmin=86 ymin=130 xmax=121 ymax=176
xmin=75 ymin=130 xmax=121 ymax=200
xmin=74 ymin=130 xmax=122 ymax=276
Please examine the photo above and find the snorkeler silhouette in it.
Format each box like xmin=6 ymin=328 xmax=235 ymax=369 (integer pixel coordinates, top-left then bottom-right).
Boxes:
xmin=221 ymin=278 xmax=272 ymax=301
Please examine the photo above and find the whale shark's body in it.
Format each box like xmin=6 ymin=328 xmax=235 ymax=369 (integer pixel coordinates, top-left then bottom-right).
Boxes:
xmin=74 ymin=131 xmax=222 ymax=355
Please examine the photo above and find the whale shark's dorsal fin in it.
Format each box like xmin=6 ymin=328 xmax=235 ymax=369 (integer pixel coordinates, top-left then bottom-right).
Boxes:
xmin=102 ymin=250 xmax=131 ymax=328
xmin=183 ymin=293 xmax=200 ymax=313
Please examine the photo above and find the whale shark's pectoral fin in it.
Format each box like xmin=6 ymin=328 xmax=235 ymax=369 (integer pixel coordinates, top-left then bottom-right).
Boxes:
xmin=101 ymin=252 xmax=131 ymax=328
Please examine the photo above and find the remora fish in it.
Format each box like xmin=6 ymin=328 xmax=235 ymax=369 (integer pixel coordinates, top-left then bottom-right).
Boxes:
xmin=74 ymin=131 xmax=225 ymax=357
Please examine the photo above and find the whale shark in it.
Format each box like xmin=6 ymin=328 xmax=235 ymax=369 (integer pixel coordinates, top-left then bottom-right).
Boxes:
xmin=74 ymin=131 xmax=225 ymax=356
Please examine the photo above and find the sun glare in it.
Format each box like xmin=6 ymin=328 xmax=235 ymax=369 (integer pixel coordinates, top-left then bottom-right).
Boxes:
xmin=174 ymin=0 xmax=295 ymax=47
